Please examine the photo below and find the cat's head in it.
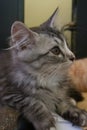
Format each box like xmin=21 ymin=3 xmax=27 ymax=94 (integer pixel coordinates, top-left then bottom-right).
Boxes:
xmin=9 ymin=8 xmax=75 ymax=88
xmin=10 ymin=8 xmax=75 ymax=65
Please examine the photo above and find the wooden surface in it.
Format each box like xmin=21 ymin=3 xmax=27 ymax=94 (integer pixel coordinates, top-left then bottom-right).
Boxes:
xmin=0 ymin=107 xmax=18 ymax=130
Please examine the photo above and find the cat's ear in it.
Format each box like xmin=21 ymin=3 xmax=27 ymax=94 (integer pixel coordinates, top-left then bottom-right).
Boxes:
xmin=40 ymin=7 xmax=58 ymax=29
xmin=11 ymin=21 xmax=38 ymax=48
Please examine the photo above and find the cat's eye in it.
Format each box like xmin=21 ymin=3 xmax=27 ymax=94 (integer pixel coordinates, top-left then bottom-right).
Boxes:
xmin=51 ymin=46 xmax=60 ymax=55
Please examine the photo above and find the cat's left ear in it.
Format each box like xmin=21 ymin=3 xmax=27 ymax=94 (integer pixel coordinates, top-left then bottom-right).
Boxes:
xmin=10 ymin=21 xmax=38 ymax=50
xmin=11 ymin=21 xmax=38 ymax=43
xmin=40 ymin=7 xmax=58 ymax=29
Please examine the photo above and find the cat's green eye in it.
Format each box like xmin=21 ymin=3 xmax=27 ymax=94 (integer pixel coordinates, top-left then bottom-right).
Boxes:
xmin=51 ymin=46 xmax=60 ymax=55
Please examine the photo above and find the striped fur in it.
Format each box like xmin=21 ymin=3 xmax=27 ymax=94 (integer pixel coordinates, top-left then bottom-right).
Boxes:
xmin=0 ymin=8 xmax=87 ymax=130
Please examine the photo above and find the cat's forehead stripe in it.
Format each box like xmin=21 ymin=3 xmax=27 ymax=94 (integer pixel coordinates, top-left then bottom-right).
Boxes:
xmin=31 ymin=27 xmax=63 ymax=42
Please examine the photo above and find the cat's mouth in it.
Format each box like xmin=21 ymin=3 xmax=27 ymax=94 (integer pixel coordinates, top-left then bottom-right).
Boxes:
xmin=66 ymin=52 xmax=75 ymax=62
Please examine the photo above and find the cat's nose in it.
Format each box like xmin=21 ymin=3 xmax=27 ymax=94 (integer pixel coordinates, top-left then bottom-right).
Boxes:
xmin=69 ymin=54 xmax=75 ymax=61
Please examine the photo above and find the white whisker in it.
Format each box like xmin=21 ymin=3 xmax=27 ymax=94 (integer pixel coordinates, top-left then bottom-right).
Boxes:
xmin=4 ymin=31 xmax=29 ymax=50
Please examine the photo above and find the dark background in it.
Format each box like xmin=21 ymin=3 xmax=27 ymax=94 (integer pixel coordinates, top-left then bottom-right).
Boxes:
xmin=72 ymin=0 xmax=87 ymax=58
xmin=0 ymin=0 xmax=24 ymax=49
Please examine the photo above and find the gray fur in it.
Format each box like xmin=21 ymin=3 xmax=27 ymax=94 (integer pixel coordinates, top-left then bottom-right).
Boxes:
xmin=0 ymin=9 xmax=87 ymax=130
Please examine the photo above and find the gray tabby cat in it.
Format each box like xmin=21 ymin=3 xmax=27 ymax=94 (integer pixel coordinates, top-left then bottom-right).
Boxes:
xmin=0 ymin=8 xmax=87 ymax=130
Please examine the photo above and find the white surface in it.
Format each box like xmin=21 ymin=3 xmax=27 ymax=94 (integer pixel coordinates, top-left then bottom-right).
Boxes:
xmin=51 ymin=114 xmax=82 ymax=130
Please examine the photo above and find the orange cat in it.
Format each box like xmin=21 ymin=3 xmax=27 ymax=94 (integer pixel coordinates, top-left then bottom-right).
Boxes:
xmin=69 ymin=58 xmax=87 ymax=92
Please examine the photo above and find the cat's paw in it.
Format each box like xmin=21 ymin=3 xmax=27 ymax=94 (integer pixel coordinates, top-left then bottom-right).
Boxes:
xmin=34 ymin=114 xmax=55 ymax=130
xmin=62 ymin=108 xmax=87 ymax=126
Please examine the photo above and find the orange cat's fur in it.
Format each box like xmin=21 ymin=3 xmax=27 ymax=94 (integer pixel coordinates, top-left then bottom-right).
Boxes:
xmin=69 ymin=58 xmax=87 ymax=92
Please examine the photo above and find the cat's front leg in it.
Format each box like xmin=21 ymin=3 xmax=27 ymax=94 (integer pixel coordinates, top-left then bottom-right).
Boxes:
xmin=16 ymin=114 xmax=56 ymax=130
xmin=56 ymin=98 xmax=87 ymax=127
xmin=2 ymin=92 xmax=55 ymax=130
xmin=10 ymin=93 xmax=55 ymax=130
xmin=22 ymin=99 xmax=55 ymax=130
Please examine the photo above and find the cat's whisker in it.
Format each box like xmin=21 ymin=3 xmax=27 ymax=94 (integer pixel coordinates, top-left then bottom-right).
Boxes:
xmin=4 ymin=35 xmax=30 ymax=50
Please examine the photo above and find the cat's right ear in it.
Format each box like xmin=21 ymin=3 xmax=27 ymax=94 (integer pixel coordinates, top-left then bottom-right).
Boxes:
xmin=40 ymin=7 xmax=58 ymax=29
xmin=11 ymin=21 xmax=38 ymax=48
xmin=40 ymin=7 xmax=64 ymax=31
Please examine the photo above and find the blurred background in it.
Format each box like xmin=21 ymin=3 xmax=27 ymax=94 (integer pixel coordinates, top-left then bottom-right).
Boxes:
xmin=0 ymin=0 xmax=87 ymax=58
